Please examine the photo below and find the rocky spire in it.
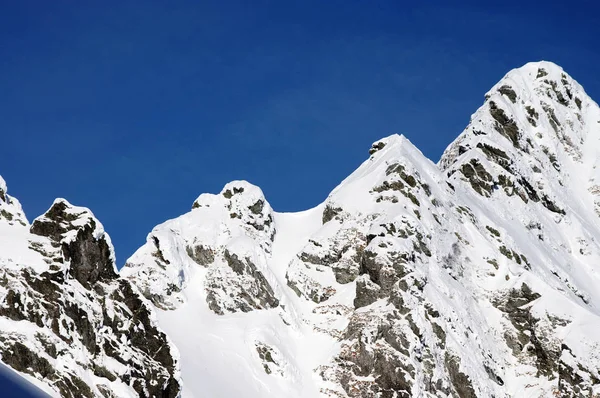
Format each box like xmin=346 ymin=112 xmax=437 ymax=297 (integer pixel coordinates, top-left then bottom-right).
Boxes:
xmin=30 ymin=199 xmax=118 ymax=288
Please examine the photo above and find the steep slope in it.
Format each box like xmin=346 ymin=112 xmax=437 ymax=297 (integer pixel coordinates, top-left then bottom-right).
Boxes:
xmin=125 ymin=61 xmax=600 ymax=398
xmin=0 ymin=179 xmax=181 ymax=397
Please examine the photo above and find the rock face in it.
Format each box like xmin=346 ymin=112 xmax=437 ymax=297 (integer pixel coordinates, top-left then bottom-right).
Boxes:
xmin=3 ymin=61 xmax=600 ymax=398
xmin=0 ymin=194 xmax=180 ymax=397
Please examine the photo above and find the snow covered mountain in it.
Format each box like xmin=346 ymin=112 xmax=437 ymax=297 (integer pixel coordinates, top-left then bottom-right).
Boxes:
xmin=2 ymin=61 xmax=600 ymax=397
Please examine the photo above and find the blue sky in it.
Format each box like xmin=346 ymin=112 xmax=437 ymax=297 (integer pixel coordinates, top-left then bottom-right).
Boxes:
xmin=2 ymin=1 xmax=600 ymax=267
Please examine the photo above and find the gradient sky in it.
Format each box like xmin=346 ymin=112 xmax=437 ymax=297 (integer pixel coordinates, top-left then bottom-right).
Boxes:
xmin=2 ymin=1 xmax=600 ymax=268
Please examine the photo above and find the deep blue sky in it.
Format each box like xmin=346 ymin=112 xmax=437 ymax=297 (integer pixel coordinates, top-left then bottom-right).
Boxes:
xmin=2 ymin=1 xmax=600 ymax=267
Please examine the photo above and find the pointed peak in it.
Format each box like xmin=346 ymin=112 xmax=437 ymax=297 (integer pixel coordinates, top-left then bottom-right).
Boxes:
xmin=440 ymin=60 xmax=594 ymax=171
xmin=368 ymin=134 xmax=425 ymax=162
xmin=484 ymin=60 xmax=584 ymax=107
xmin=31 ymin=198 xmax=110 ymax=249
xmin=31 ymin=199 xmax=117 ymax=287
xmin=368 ymin=134 xmax=408 ymax=155
xmin=511 ymin=60 xmax=565 ymax=79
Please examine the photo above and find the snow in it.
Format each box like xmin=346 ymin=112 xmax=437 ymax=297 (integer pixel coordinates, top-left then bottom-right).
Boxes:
xmin=154 ymin=204 xmax=338 ymax=398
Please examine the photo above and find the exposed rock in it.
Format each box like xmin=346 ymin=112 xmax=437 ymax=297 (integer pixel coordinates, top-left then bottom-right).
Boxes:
xmin=489 ymin=101 xmax=520 ymax=147
xmin=369 ymin=141 xmax=387 ymax=155
xmin=0 ymin=196 xmax=180 ymax=397
xmin=186 ymin=244 xmax=215 ymax=266
xmin=498 ymin=85 xmax=517 ymax=103
xmin=323 ymin=204 xmax=343 ymax=224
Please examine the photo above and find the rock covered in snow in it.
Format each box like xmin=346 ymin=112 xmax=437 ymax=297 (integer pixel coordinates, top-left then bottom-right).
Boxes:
xmin=122 ymin=180 xmax=279 ymax=314
xmin=0 ymin=175 xmax=27 ymax=227
xmin=0 ymin=188 xmax=180 ymax=397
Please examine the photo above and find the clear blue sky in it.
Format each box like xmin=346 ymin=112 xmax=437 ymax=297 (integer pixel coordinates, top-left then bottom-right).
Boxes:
xmin=2 ymin=1 xmax=600 ymax=268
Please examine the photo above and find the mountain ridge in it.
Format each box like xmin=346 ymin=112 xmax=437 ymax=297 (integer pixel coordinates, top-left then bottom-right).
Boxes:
xmin=2 ymin=60 xmax=600 ymax=397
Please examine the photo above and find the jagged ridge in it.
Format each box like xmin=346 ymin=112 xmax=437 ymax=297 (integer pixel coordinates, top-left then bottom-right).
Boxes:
xmin=2 ymin=61 xmax=600 ymax=398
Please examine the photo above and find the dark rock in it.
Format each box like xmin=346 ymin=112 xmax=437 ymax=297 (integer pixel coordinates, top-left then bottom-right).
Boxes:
xmin=493 ymin=284 xmax=561 ymax=379
xmin=30 ymin=200 xmax=80 ymax=242
xmin=62 ymin=223 xmax=117 ymax=288
xmin=536 ymin=68 xmax=548 ymax=78
xmin=64 ymin=302 xmax=97 ymax=354
xmin=542 ymin=103 xmax=561 ymax=133
xmin=322 ymin=204 xmax=343 ymax=224
xmin=476 ymin=143 xmax=511 ymax=171
xmin=2 ymin=341 xmax=55 ymax=380
xmin=224 ymin=250 xmax=246 ymax=275
xmin=498 ymin=85 xmax=517 ymax=103
xmin=94 ymin=364 xmax=117 ymax=382
xmin=372 ymin=180 xmax=405 ymax=193
xmin=541 ymin=195 xmax=566 ymax=215
xmin=210 ymin=250 xmax=280 ymax=313
xmin=186 ymin=244 xmax=215 ymax=266
xmin=369 ymin=141 xmax=387 ymax=155
xmin=545 ymin=79 xmax=569 ymax=106
xmin=489 ymin=101 xmax=520 ymax=148
xmin=248 ymin=199 xmax=264 ymax=215
xmin=445 ymin=353 xmax=477 ymax=398
xmin=354 ymin=277 xmax=381 ymax=308
xmin=461 ymin=159 xmax=493 ymax=196
xmin=525 ymin=105 xmax=539 ymax=126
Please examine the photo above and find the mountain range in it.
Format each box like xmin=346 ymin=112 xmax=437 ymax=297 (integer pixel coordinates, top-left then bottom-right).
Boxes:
xmin=1 ymin=61 xmax=599 ymax=397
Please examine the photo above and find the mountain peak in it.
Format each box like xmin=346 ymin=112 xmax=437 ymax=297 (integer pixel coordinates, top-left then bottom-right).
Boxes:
xmin=124 ymin=179 xmax=277 ymax=312
xmin=0 ymin=175 xmax=27 ymax=227
xmin=438 ymin=61 xmax=600 ymax=212
xmin=368 ymin=133 xmax=417 ymax=157
xmin=30 ymin=198 xmax=118 ymax=288
xmin=502 ymin=60 xmax=565 ymax=82
xmin=4 ymin=62 xmax=600 ymax=397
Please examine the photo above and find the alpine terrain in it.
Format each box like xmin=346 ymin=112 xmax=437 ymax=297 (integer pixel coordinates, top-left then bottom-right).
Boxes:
xmin=2 ymin=61 xmax=600 ymax=397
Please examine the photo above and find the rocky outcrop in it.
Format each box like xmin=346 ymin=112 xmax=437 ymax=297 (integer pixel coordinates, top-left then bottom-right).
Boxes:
xmin=123 ymin=181 xmax=280 ymax=315
xmin=30 ymin=199 xmax=118 ymax=288
xmin=0 ymin=193 xmax=180 ymax=397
